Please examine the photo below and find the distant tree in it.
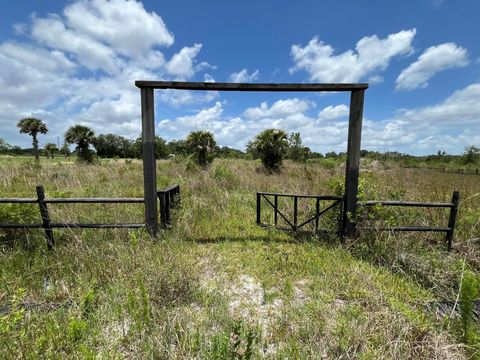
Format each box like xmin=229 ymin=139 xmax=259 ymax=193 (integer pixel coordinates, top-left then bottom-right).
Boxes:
xmin=217 ymin=146 xmax=245 ymax=159
xmin=324 ymin=151 xmax=338 ymax=158
xmin=11 ymin=146 xmax=22 ymax=155
xmin=463 ymin=145 xmax=480 ymax=164
xmin=64 ymin=125 xmax=95 ymax=162
xmin=60 ymin=141 xmax=71 ymax=158
xmin=0 ymin=138 xmax=11 ymax=153
xmin=94 ymin=134 xmax=133 ymax=158
xmin=44 ymin=143 xmax=57 ymax=159
xmin=302 ymin=146 xmax=311 ymax=161
xmin=155 ymin=136 xmax=169 ymax=159
xmin=287 ymin=132 xmax=304 ymax=162
xmin=310 ymin=152 xmax=324 ymax=159
xmin=186 ymin=131 xmax=216 ymax=167
xmin=17 ymin=117 xmax=48 ymax=161
xmin=167 ymin=139 xmax=189 ymax=157
xmin=250 ymin=129 xmax=288 ymax=171
xmin=245 ymin=140 xmax=260 ymax=159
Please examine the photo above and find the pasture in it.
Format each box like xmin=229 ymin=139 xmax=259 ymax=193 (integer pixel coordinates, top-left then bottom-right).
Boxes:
xmin=1 ymin=156 xmax=479 ymax=358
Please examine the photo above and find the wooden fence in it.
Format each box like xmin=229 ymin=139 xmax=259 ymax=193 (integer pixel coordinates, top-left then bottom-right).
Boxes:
xmin=401 ymin=165 xmax=479 ymax=175
xmin=256 ymin=190 xmax=460 ymax=251
xmin=0 ymin=184 xmax=180 ymax=249
xmin=358 ymin=191 xmax=460 ymax=251
xmin=157 ymin=184 xmax=180 ymax=227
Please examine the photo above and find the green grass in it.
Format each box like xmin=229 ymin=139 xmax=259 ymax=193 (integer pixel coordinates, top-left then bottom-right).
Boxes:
xmin=1 ymin=157 xmax=479 ymax=358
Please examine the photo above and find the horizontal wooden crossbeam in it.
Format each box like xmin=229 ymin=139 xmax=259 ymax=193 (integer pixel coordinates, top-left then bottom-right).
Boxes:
xmin=135 ymin=81 xmax=368 ymax=92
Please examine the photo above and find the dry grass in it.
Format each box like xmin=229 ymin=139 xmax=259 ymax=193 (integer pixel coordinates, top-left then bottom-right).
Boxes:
xmin=1 ymin=156 xmax=479 ymax=358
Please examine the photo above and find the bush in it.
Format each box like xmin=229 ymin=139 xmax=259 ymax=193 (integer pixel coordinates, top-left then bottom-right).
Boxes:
xmin=250 ymin=129 xmax=288 ymax=172
xmin=186 ymin=131 xmax=216 ymax=168
xmin=0 ymin=204 xmax=39 ymax=247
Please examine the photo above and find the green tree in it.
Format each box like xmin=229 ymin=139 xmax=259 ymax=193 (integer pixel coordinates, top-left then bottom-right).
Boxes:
xmin=287 ymin=132 xmax=302 ymax=161
xmin=167 ymin=139 xmax=189 ymax=157
xmin=155 ymin=136 xmax=169 ymax=159
xmin=94 ymin=134 xmax=133 ymax=158
xmin=250 ymin=129 xmax=288 ymax=171
xmin=44 ymin=143 xmax=57 ymax=159
xmin=17 ymin=117 xmax=48 ymax=160
xmin=64 ymin=125 xmax=95 ymax=162
xmin=0 ymin=139 xmax=11 ymax=154
xmin=185 ymin=131 xmax=216 ymax=167
xmin=60 ymin=141 xmax=71 ymax=158
xmin=463 ymin=145 xmax=480 ymax=164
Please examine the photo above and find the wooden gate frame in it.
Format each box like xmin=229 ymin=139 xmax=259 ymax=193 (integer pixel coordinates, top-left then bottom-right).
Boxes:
xmin=135 ymin=81 xmax=368 ymax=237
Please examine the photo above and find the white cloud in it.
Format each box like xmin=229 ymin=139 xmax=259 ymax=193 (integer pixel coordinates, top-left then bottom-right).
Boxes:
xmin=157 ymin=82 xmax=480 ymax=154
xmin=290 ymin=29 xmax=416 ymax=82
xmin=0 ymin=42 xmax=76 ymax=72
xmin=63 ymin=0 xmax=174 ymax=57
xmin=243 ymin=98 xmax=311 ymax=119
xmin=165 ymin=44 xmax=203 ymax=79
xmin=0 ymin=0 xmax=214 ymax=147
xmin=204 ymin=74 xmax=215 ymax=82
xmin=318 ymin=104 xmax=349 ymax=120
xmin=229 ymin=68 xmax=259 ymax=83
xmin=395 ymin=43 xmax=469 ymax=90
xmin=32 ymin=16 xmax=122 ymax=74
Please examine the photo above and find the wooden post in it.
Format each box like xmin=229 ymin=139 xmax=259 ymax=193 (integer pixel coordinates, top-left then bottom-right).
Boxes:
xmin=256 ymin=193 xmax=261 ymax=225
xmin=315 ymin=197 xmax=320 ymax=232
xmin=446 ymin=191 xmax=460 ymax=251
xmin=274 ymin=195 xmax=278 ymax=227
xmin=158 ymin=192 xmax=166 ymax=228
xmin=141 ymin=87 xmax=158 ymax=236
xmin=343 ymin=90 xmax=365 ymax=237
xmin=36 ymin=185 xmax=54 ymax=250
xmin=165 ymin=191 xmax=170 ymax=225
xmin=293 ymin=196 xmax=298 ymax=230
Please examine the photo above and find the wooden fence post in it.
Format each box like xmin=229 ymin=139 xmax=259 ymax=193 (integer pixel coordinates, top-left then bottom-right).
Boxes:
xmin=36 ymin=185 xmax=54 ymax=250
xmin=293 ymin=196 xmax=298 ymax=230
xmin=165 ymin=191 xmax=170 ymax=225
xmin=344 ymin=89 xmax=365 ymax=237
xmin=158 ymin=192 xmax=166 ymax=228
xmin=256 ymin=193 xmax=261 ymax=225
xmin=315 ymin=197 xmax=320 ymax=232
xmin=141 ymin=87 xmax=158 ymax=236
xmin=274 ymin=195 xmax=278 ymax=227
xmin=446 ymin=191 xmax=460 ymax=251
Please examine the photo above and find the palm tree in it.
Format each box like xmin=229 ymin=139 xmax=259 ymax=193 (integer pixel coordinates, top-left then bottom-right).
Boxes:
xmin=185 ymin=131 xmax=216 ymax=168
xmin=250 ymin=129 xmax=288 ymax=172
xmin=44 ymin=143 xmax=57 ymax=159
xmin=64 ymin=125 xmax=95 ymax=162
xmin=17 ymin=117 xmax=48 ymax=161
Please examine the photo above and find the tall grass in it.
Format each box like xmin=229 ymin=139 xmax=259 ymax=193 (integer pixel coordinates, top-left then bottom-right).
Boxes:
xmin=1 ymin=157 xmax=479 ymax=358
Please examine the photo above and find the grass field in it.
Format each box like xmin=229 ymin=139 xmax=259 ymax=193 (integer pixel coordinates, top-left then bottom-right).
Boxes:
xmin=1 ymin=157 xmax=479 ymax=358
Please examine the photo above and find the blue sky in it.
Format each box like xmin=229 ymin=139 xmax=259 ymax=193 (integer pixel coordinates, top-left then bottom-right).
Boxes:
xmin=0 ymin=0 xmax=479 ymax=154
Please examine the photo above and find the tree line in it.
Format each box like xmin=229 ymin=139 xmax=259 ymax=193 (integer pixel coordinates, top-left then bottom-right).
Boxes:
xmin=0 ymin=118 xmax=315 ymax=167
xmin=1 ymin=117 xmax=479 ymax=172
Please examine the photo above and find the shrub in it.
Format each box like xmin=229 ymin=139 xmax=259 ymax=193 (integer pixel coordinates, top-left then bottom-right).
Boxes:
xmin=64 ymin=125 xmax=95 ymax=163
xmin=458 ymin=270 xmax=480 ymax=348
xmin=250 ymin=129 xmax=288 ymax=172
xmin=186 ymin=131 xmax=216 ymax=168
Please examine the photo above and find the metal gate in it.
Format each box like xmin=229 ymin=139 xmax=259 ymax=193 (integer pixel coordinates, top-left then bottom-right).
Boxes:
xmin=256 ymin=192 xmax=343 ymax=235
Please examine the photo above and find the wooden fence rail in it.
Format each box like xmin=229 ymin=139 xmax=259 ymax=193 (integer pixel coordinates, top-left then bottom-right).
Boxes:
xmin=0 ymin=184 xmax=180 ymax=249
xmin=358 ymin=190 xmax=460 ymax=251
xmin=400 ymin=165 xmax=479 ymax=175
